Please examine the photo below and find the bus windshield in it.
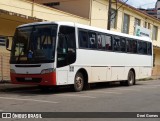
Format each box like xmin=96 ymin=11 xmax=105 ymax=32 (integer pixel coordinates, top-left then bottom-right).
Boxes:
xmin=10 ymin=24 xmax=57 ymax=64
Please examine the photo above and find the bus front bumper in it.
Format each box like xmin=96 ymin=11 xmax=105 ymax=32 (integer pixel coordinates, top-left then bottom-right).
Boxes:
xmin=10 ymin=72 xmax=56 ymax=86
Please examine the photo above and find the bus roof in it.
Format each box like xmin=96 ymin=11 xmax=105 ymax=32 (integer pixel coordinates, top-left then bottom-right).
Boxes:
xmin=18 ymin=21 xmax=151 ymax=42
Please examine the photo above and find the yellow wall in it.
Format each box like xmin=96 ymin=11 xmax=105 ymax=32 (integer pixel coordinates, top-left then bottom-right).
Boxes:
xmin=0 ymin=0 xmax=89 ymax=25
xmin=0 ymin=0 xmax=33 ymax=16
xmin=154 ymin=49 xmax=160 ymax=65
xmin=91 ymin=0 xmax=108 ymax=29
xmin=0 ymin=18 xmax=21 ymax=54
xmin=152 ymin=48 xmax=160 ymax=77
xmin=0 ymin=17 xmax=23 ymax=36
xmin=35 ymin=0 xmax=91 ymax=18
xmin=33 ymin=4 xmax=89 ymax=24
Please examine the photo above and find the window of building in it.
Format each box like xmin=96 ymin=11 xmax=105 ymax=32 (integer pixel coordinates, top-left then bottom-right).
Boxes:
xmin=144 ymin=22 xmax=147 ymax=28
xmin=122 ymin=14 xmax=130 ymax=34
xmin=134 ymin=18 xmax=141 ymax=34
xmin=148 ymin=23 xmax=151 ymax=29
xmin=110 ymin=9 xmax=117 ymax=29
xmin=152 ymin=25 xmax=158 ymax=40
xmin=43 ymin=2 xmax=60 ymax=8
xmin=134 ymin=18 xmax=141 ymax=26
xmin=0 ymin=36 xmax=7 ymax=46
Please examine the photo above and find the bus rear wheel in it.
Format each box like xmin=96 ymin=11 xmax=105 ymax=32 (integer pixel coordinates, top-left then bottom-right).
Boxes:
xmin=74 ymin=72 xmax=84 ymax=92
xmin=126 ymin=70 xmax=135 ymax=86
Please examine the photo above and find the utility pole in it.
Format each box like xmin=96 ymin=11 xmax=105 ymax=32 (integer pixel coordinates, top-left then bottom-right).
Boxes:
xmin=107 ymin=0 xmax=112 ymax=30
xmin=31 ymin=0 xmax=35 ymax=17
xmin=107 ymin=0 xmax=118 ymax=30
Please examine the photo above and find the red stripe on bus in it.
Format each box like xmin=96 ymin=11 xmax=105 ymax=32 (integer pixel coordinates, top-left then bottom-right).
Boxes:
xmin=10 ymin=72 xmax=56 ymax=86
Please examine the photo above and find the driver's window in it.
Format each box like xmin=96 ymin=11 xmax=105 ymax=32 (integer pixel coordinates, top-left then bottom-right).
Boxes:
xmin=57 ymin=26 xmax=76 ymax=68
xmin=57 ymin=35 xmax=67 ymax=55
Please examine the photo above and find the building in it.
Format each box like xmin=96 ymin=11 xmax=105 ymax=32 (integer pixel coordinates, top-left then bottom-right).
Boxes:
xmin=138 ymin=0 xmax=160 ymax=19
xmin=0 ymin=0 xmax=160 ymax=80
xmin=156 ymin=0 xmax=160 ymax=18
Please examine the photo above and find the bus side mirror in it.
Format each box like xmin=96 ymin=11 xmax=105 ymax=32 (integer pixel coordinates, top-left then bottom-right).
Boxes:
xmin=6 ymin=38 xmax=11 ymax=51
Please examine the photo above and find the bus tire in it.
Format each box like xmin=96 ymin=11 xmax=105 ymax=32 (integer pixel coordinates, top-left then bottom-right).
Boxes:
xmin=74 ymin=72 xmax=84 ymax=92
xmin=126 ymin=70 xmax=135 ymax=86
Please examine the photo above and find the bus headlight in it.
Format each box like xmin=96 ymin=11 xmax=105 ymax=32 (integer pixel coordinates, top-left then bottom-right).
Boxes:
xmin=41 ymin=68 xmax=55 ymax=74
xmin=10 ymin=69 xmax=16 ymax=74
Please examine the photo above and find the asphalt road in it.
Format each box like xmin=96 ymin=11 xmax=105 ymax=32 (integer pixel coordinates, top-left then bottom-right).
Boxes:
xmin=0 ymin=80 xmax=160 ymax=121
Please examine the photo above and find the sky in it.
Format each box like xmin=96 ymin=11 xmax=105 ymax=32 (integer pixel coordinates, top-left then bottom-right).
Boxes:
xmin=126 ymin=0 xmax=157 ymax=8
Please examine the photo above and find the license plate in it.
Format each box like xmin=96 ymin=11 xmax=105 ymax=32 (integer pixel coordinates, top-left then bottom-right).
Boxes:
xmin=25 ymin=78 xmax=32 ymax=80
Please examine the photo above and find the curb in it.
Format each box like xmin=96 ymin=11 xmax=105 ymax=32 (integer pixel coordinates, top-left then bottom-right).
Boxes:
xmin=0 ymin=80 xmax=11 ymax=84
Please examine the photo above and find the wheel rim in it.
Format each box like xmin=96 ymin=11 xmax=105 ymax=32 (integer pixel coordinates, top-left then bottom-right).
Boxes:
xmin=75 ymin=76 xmax=83 ymax=90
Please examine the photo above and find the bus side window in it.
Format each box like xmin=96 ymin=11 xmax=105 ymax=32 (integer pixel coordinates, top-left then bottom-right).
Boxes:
xmin=113 ymin=36 xmax=121 ymax=51
xmin=97 ymin=34 xmax=103 ymax=49
xmin=138 ymin=41 xmax=143 ymax=54
xmin=105 ymin=35 xmax=112 ymax=51
xmin=147 ymin=42 xmax=152 ymax=55
xmin=142 ymin=42 xmax=147 ymax=55
xmin=97 ymin=33 xmax=107 ymax=50
xmin=120 ymin=38 xmax=126 ymax=52
xmin=132 ymin=40 xmax=137 ymax=53
xmin=88 ymin=31 xmax=97 ymax=49
xmin=127 ymin=39 xmax=131 ymax=53
xmin=79 ymin=30 xmax=88 ymax=48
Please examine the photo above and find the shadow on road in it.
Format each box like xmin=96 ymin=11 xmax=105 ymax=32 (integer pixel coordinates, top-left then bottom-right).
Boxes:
xmin=0 ymin=81 xmax=144 ymax=96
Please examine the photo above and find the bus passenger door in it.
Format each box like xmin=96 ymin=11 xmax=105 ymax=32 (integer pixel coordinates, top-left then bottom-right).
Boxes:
xmin=56 ymin=34 xmax=68 ymax=85
xmin=56 ymin=26 xmax=76 ymax=85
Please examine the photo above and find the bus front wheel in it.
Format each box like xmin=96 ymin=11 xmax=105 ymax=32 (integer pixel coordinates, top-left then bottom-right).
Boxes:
xmin=74 ymin=72 xmax=84 ymax=92
xmin=126 ymin=70 xmax=135 ymax=86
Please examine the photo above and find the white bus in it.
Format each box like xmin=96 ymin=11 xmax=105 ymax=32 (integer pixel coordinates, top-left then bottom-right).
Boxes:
xmin=6 ymin=22 xmax=153 ymax=92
